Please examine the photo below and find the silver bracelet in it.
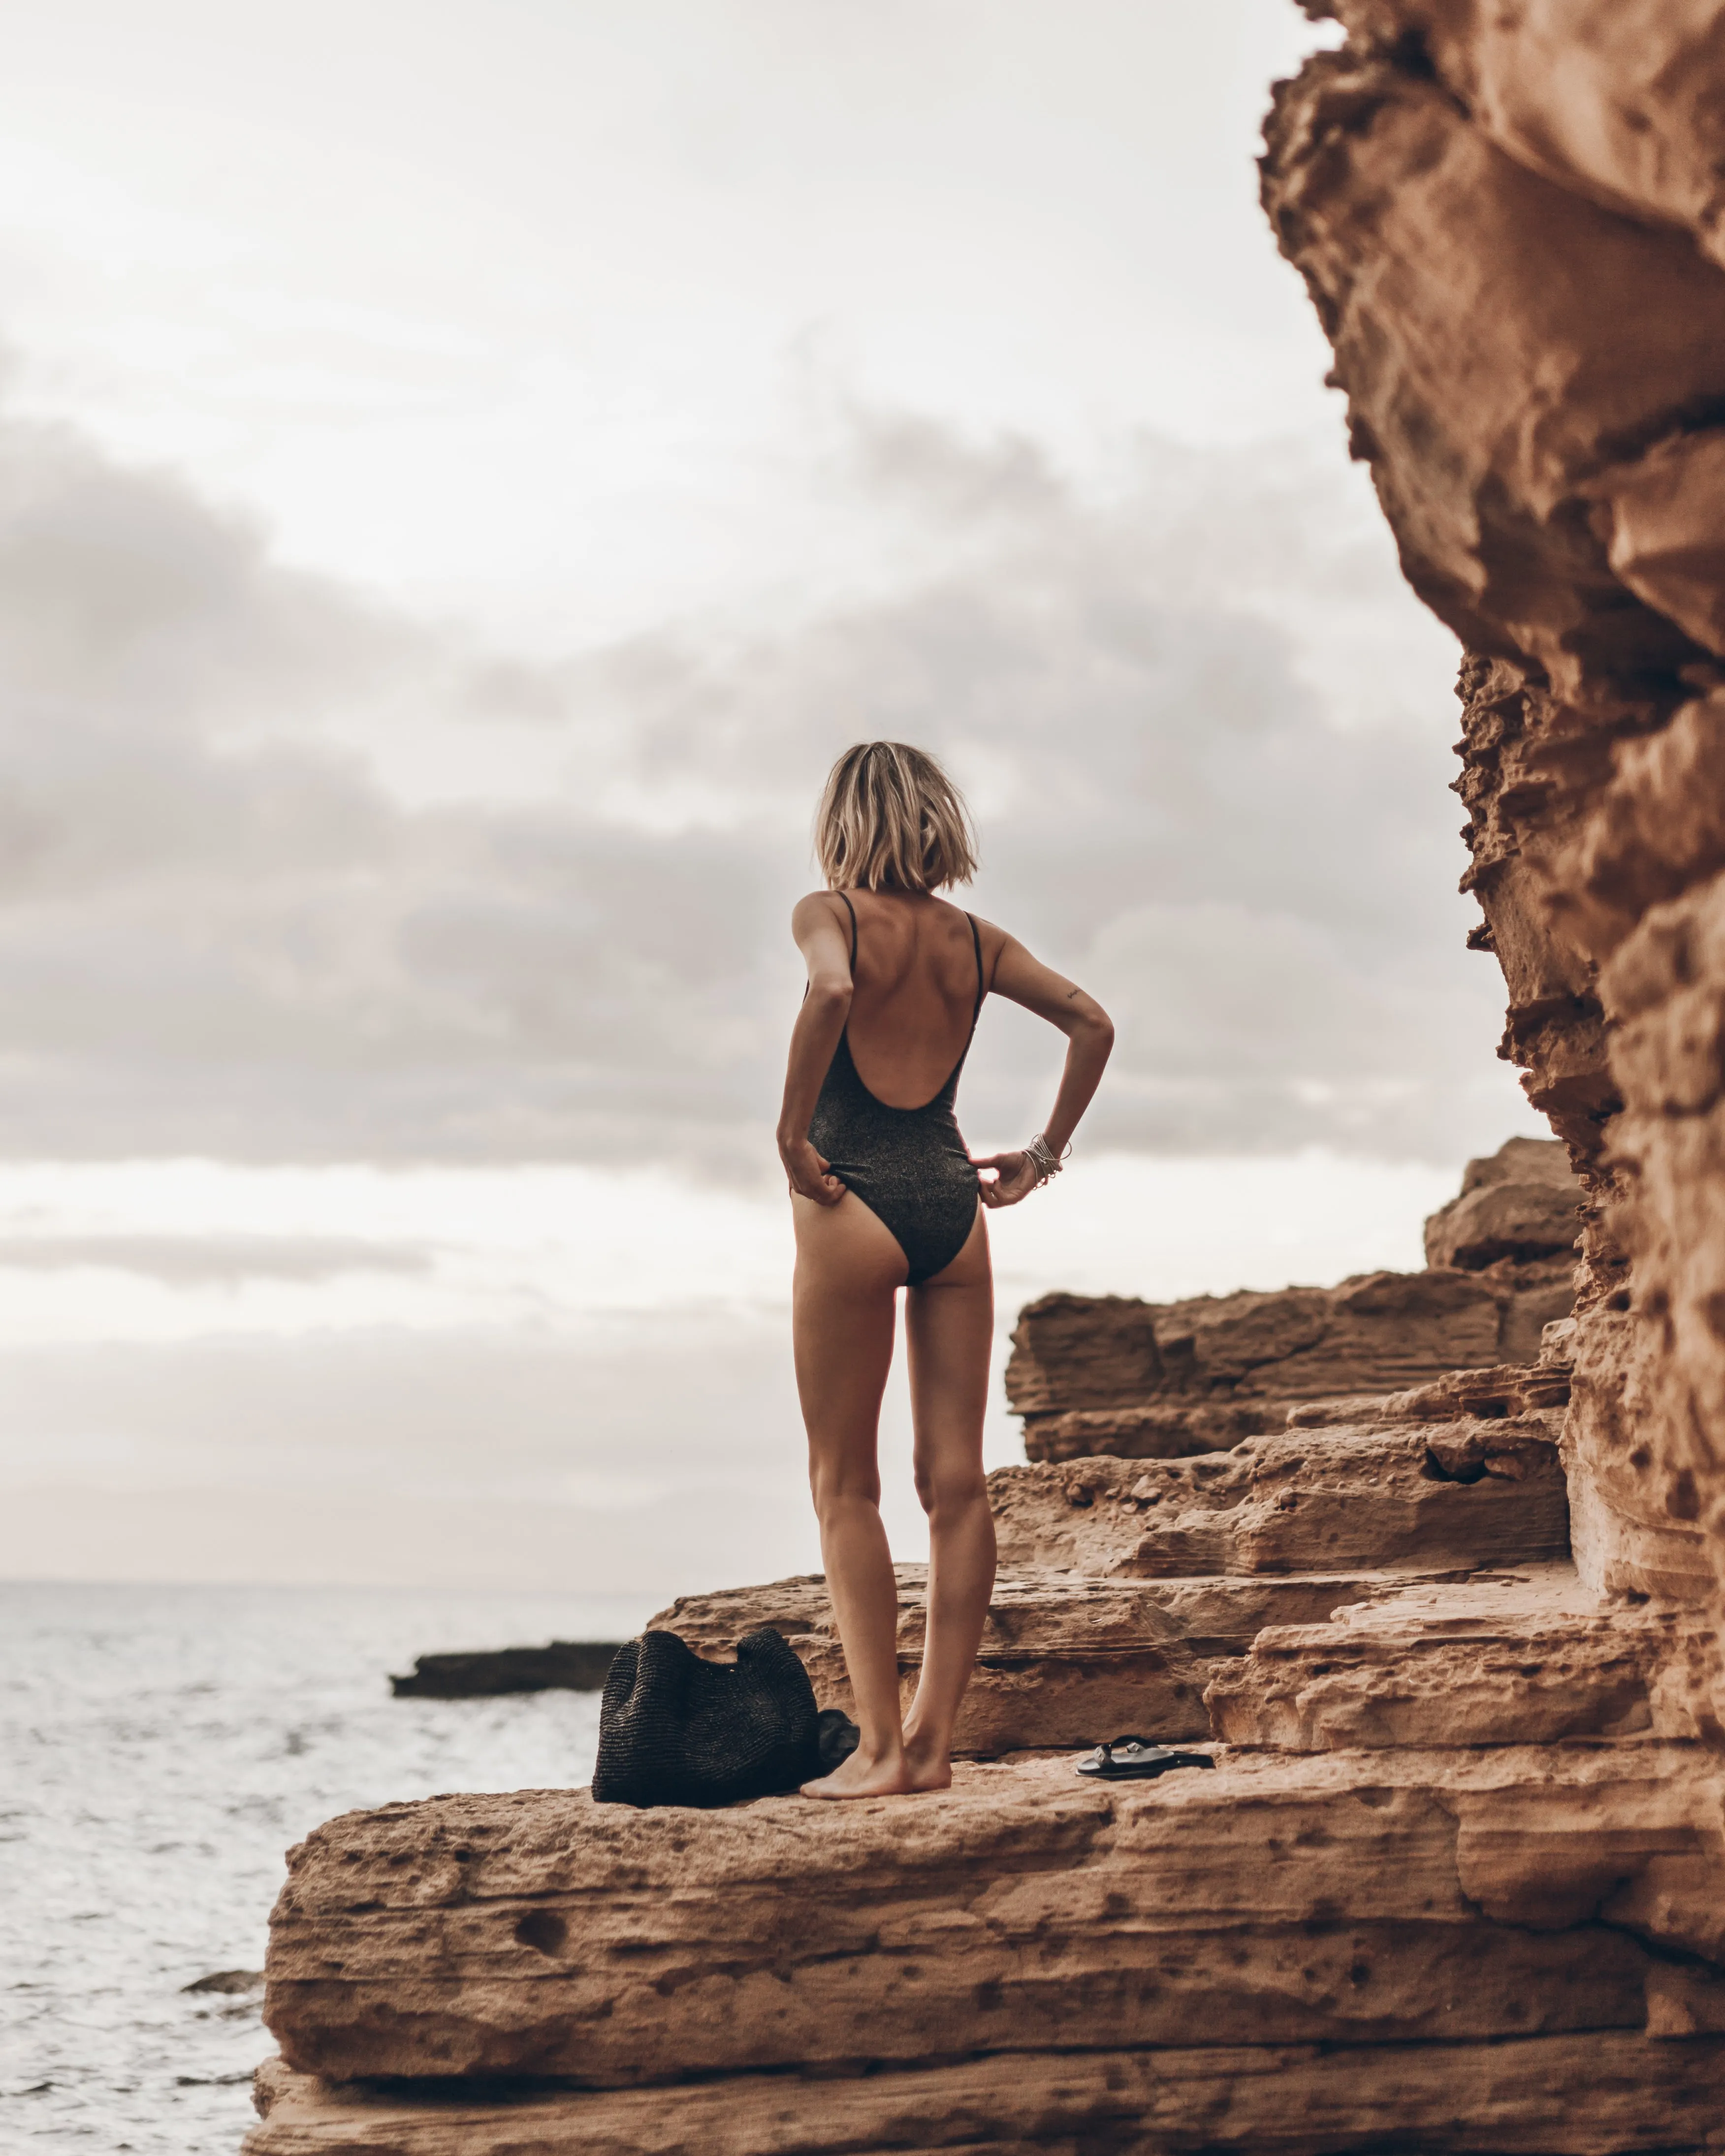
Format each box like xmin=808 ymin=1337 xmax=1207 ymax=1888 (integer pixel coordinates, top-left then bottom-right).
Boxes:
xmin=1025 ymin=1133 xmax=1070 ymax=1186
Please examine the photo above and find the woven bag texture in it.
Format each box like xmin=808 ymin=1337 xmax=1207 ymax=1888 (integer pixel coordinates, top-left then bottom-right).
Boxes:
xmin=591 ymin=1625 xmax=821 ymax=1807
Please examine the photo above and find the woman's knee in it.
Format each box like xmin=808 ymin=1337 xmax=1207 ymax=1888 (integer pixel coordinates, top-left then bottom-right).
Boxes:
xmin=809 ymin=1458 xmax=883 ymax=1522
xmin=914 ymin=1459 xmax=987 ymax=1522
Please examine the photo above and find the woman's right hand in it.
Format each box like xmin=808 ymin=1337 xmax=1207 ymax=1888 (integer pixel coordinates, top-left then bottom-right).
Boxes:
xmin=973 ymin=1149 xmax=1040 ymax=1207
xmin=781 ymin=1137 xmax=845 ymax=1205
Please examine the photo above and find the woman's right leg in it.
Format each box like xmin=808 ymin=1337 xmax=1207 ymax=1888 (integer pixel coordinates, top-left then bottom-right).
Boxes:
xmin=902 ymin=1207 xmax=996 ymax=1790
xmin=791 ymin=1189 xmax=912 ymax=1798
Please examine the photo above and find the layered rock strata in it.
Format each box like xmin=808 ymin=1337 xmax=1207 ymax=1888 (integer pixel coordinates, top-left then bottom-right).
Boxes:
xmin=253 ymin=1744 xmax=1725 ymax=2152
xmin=637 ymin=1385 xmax=1570 ymax=1755
xmin=1261 ymin=0 xmax=1725 ymax=1697
xmin=1423 ymin=1134 xmax=1587 ymax=1269
xmin=1206 ymin=1563 xmax=1725 ymax=1750
xmin=253 ymin=1341 xmax=1714 ymax=2153
xmin=989 ymin=1413 xmax=1567 ymax=1577
xmin=1008 ymin=1141 xmax=1579 ymax=1461
xmin=253 ymin=1350 xmax=1724 ymax=2152
xmin=250 ymin=2033 xmax=1725 ymax=2156
xmin=648 ymin=1561 xmax=1477 ymax=1753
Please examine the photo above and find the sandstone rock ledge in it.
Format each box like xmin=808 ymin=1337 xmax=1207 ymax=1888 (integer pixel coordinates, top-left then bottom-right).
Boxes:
xmin=647 ymin=1562 xmax=1479 ymax=1752
xmin=249 ymin=2030 xmax=1725 ymax=2156
xmin=249 ymin=1746 xmax=1725 ymax=2154
xmin=1007 ymin=1141 xmax=1580 ymax=1463
xmin=251 ymin=1346 xmax=1669 ymax=2151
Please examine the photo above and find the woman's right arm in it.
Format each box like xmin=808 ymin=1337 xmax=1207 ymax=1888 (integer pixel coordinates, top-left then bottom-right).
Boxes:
xmin=776 ymin=894 xmax=854 ymax=1205
xmin=970 ymin=928 xmax=1114 ymax=1208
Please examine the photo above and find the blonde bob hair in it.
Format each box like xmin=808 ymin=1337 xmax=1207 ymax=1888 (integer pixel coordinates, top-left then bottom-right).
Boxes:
xmin=815 ymin=742 xmax=978 ymax=893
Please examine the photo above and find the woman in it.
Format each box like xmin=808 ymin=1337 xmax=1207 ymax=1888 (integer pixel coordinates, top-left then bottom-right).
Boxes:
xmin=778 ymin=742 xmax=1113 ymax=1799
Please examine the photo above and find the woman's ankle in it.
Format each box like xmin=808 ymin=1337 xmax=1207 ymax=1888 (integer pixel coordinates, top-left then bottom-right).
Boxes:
xmin=845 ymin=1725 xmax=906 ymax=1767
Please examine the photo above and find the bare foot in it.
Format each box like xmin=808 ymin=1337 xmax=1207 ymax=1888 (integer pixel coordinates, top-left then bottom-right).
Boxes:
xmin=799 ymin=1746 xmax=912 ymax=1800
xmin=901 ymin=1727 xmax=953 ymax=1793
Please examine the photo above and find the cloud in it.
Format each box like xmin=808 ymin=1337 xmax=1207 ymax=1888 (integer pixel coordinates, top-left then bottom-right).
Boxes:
xmin=0 ymin=1234 xmax=429 ymax=1282
xmin=0 ymin=1320 xmax=819 ymax=1593
xmin=0 ymin=389 xmax=1525 ymax=1168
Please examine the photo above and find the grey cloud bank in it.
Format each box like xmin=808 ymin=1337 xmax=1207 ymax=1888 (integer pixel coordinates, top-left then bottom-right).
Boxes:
xmin=0 ymin=392 xmax=1528 ymax=1172
xmin=0 ymin=1234 xmax=430 ymax=1282
xmin=0 ymin=1321 xmax=817 ymax=1595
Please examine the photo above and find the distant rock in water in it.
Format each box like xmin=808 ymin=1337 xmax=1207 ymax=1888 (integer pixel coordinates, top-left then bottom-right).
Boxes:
xmin=181 ymin=1968 xmax=263 ymax=1994
xmin=389 ymin=1642 xmax=623 ymax=1698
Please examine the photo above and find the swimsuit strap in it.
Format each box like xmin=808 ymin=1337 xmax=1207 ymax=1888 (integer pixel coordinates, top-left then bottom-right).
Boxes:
xmin=836 ymin=889 xmax=859 ymax=972
xmin=965 ymin=912 xmax=984 ymax=1026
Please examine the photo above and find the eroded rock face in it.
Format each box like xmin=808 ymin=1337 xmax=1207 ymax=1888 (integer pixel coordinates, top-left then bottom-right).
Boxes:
xmin=1315 ymin=0 xmax=1725 ymax=272
xmin=259 ymin=1750 xmax=1725 ymax=2093
xmin=649 ymin=1563 xmax=1461 ymax=1754
xmin=1007 ymin=1146 xmax=1580 ymax=1461
xmin=244 ymin=2032 xmax=1725 ymax=2156
xmin=1423 ymin=1136 xmax=1581 ymax=1269
xmin=1286 ymin=1356 xmax=1573 ymax=1428
xmin=988 ymin=1419 xmax=1568 ymax=1579
xmin=1263 ymin=4 xmax=1725 ymax=1698
xmin=1205 ymin=1564 xmax=1724 ymax=1750
xmin=249 ymin=2031 xmax=1725 ymax=2156
xmin=1007 ymin=1269 xmax=1552 ymax=1461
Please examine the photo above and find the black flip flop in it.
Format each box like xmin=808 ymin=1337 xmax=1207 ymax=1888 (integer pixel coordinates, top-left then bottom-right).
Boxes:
xmin=1074 ymin=1734 xmax=1216 ymax=1780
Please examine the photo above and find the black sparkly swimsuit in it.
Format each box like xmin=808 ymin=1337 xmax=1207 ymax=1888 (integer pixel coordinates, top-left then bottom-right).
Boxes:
xmin=807 ymin=892 xmax=985 ymax=1286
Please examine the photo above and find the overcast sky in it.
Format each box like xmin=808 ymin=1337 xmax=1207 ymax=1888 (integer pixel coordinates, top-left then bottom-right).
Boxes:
xmin=0 ymin=2 xmax=1543 ymax=1598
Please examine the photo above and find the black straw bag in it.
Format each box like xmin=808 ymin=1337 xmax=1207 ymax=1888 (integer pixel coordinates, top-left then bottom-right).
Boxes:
xmin=592 ymin=1626 xmax=822 ymax=1807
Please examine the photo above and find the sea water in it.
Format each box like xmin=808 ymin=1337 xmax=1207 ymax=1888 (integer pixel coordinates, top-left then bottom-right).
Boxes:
xmin=0 ymin=1580 xmax=660 ymax=2154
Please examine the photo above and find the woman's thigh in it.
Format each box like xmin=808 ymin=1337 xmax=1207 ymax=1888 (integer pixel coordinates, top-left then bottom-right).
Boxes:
xmin=791 ymin=1191 xmax=907 ymax=1473
xmin=904 ymin=1207 xmax=992 ymax=1482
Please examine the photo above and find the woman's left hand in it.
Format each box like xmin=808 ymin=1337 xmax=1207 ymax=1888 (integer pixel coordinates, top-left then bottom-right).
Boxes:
xmin=782 ymin=1136 xmax=846 ymax=1205
xmin=973 ymin=1149 xmax=1038 ymax=1207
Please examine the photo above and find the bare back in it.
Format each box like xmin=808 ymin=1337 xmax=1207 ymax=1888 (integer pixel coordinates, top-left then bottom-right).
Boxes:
xmin=826 ymin=889 xmax=986 ymax=1109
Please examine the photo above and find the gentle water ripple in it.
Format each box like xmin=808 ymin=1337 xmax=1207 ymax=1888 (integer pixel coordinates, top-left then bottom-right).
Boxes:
xmin=0 ymin=1581 xmax=655 ymax=2153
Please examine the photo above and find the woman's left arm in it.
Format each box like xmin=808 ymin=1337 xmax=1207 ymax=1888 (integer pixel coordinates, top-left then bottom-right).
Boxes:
xmin=970 ymin=926 xmax=1114 ymax=1207
xmin=776 ymin=894 xmax=854 ymax=1204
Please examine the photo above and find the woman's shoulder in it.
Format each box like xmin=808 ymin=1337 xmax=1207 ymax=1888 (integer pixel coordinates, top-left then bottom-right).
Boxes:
xmin=955 ymin=904 xmax=1009 ymax=948
xmin=791 ymin=889 xmax=852 ymax=934
xmin=953 ymin=907 xmax=1013 ymax=991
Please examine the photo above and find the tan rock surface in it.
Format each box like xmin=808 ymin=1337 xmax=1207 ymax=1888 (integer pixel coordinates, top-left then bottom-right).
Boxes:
xmin=1264 ymin=3 xmax=1725 ymax=1714
xmin=1422 ymin=1135 xmax=1582 ymax=1270
xmin=261 ymin=1749 xmax=1725 ymax=2091
xmin=1008 ymin=1266 xmax=1568 ymax=1461
xmin=1205 ymin=1564 xmax=1712 ymax=1749
xmin=1262 ymin=42 xmax=1725 ymax=691
xmin=650 ymin=1564 xmax=1471 ymax=1753
xmin=988 ymin=1418 xmax=1567 ymax=1578
xmin=1286 ymin=1356 xmax=1572 ymax=1428
xmin=245 ymin=2030 xmax=1725 ymax=2156
xmin=1316 ymin=0 xmax=1725 ymax=269
xmin=1019 ymin=1398 xmax=1272 ymax=1463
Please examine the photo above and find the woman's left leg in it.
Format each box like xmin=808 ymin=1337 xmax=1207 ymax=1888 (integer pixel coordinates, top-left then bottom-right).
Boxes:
xmin=902 ymin=1207 xmax=996 ymax=1790
xmin=791 ymin=1188 xmax=914 ymax=1798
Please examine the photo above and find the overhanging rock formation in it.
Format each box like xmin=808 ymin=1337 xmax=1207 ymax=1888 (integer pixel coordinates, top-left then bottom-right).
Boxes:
xmin=1260 ymin=0 xmax=1725 ymax=1660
